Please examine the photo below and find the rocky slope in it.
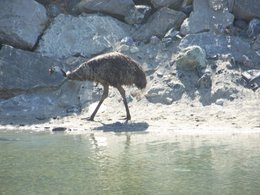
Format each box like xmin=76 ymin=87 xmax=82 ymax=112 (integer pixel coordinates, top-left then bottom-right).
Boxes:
xmin=0 ymin=0 xmax=259 ymax=131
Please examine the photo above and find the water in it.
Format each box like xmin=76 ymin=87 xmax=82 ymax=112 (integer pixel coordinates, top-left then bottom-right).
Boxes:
xmin=1 ymin=130 xmax=260 ymax=195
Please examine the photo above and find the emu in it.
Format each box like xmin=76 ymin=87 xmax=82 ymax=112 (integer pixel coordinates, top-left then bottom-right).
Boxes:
xmin=49 ymin=52 xmax=147 ymax=121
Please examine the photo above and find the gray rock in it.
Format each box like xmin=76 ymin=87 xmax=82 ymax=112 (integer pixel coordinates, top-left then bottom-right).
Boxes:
xmin=150 ymin=36 xmax=161 ymax=45
xmin=0 ymin=0 xmax=48 ymax=50
xmin=133 ymin=7 xmax=186 ymax=41
xmin=197 ymin=72 xmax=212 ymax=88
xmin=253 ymin=35 xmax=260 ymax=51
xmin=0 ymin=45 xmax=61 ymax=98
xmin=211 ymin=86 xmax=239 ymax=101
xmin=176 ymin=45 xmax=207 ymax=73
xmin=37 ymin=14 xmax=127 ymax=58
xmin=215 ymin=98 xmax=224 ymax=106
xmin=151 ymin=0 xmax=184 ymax=9
xmin=125 ymin=5 xmax=152 ymax=24
xmin=162 ymin=28 xmax=181 ymax=47
xmin=145 ymin=80 xmax=185 ymax=105
xmin=37 ymin=0 xmax=81 ymax=16
xmin=120 ymin=37 xmax=134 ymax=46
xmin=0 ymin=45 xmax=93 ymax=119
xmin=228 ymin=0 xmax=260 ymax=21
xmin=247 ymin=19 xmax=260 ymax=38
xmin=179 ymin=32 xmax=260 ymax=62
xmin=75 ymin=0 xmax=135 ymax=17
xmin=180 ymin=0 xmax=234 ymax=35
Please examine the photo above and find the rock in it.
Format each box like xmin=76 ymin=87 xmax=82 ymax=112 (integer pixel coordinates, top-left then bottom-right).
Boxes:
xmin=234 ymin=19 xmax=248 ymax=30
xmin=175 ymin=45 xmax=207 ymax=73
xmin=215 ymin=98 xmax=224 ymax=106
xmin=252 ymin=35 xmax=260 ymax=51
xmin=150 ymin=36 xmax=161 ymax=45
xmin=242 ymin=55 xmax=254 ymax=68
xmin=179 ymin=32 xmax=260 ymax=62
xmin=75 ymin=0 xmax=135 ymax=18
xmin=125 ymin=5 xmax=152 ymax=24
xmin=0 ymin=0 xmax=48 ymax=50
xmin=133 ymin=7 xmax=186 ymax=41
xmin=45 ymin=3 xmax=63 ymax=17
xmin=211 ymin=86 xmax=239 ymax=101
xmin=37 ymin=0 xmax=81 ymax=16
xmin=0 ymin=45 xmax=61 ymax=99
xmin=0 ymin=45 xmax=92 ymax=119
xmin=197 ymin=72 xmax=212 ymax=88
xmin=37 ymin=14 xmax=127 ymax=58
xmin=151 ymin=0 xmax=184 ymax=9
xmin=228 ymin=0 xmax=260 ymax=21
xmin=247 ymin=19 xmax=260 ymax=38
xmin=145 ymin=80 xmax=185 ymax=105
xmin=120 ymin=37 xmax=134 ymax=46
xmin=162 ymin=28 xmax=181 ymax=47
xmin=130 ymin=46 xmax=140 ymax=54
xmin=241 ymin=70 xmax=260 ymax=91
xmin=180 ymin=0 xmax=234 ymax=35
xmin=181 ymin=5 xmax=193 ymax=15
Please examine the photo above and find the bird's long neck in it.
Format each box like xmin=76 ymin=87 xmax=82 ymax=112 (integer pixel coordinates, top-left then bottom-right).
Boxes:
xmin=60 ymin=68 xmax=67 ymax=77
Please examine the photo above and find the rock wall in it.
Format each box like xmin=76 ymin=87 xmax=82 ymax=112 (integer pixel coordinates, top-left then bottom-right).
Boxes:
xmin=0 ymin=0 xmax=259 ymax=121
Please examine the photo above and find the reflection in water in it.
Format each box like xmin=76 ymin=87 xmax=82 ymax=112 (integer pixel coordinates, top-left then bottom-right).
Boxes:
xmin=0 ymin=131 xmax=260 ymax=194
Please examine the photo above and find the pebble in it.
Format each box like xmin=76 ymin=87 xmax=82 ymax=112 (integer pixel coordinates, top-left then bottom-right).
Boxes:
xmin=156 ymin=70 xmax=163 ymax=77
xmin=215 ymin=99 xmax=225 ymax=106
xmin=150 ymin=36 xmax=160 ymax=44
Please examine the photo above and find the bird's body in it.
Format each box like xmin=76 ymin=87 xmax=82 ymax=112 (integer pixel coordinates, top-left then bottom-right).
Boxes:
xmin=49 ymin=52 xmax=147 ymax=121
xmin=66 ymin=52 xmax=146 ymax=89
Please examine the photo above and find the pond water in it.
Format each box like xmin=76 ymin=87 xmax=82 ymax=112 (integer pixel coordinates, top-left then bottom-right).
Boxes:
xmin=1 ymin=130 xmax=260 ymax=195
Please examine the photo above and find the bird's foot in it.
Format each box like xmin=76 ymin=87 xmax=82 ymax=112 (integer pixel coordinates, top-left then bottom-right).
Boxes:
xmin=87 ymin=116 xmax=95 ymax=121
xmin=81 ymin=116 xmax=95 ymax=121
xmin=121 ymin=115 xmax=131 ymax=122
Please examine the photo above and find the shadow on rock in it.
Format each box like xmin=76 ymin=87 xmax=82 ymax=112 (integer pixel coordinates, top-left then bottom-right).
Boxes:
xmin=93 ymin=121 xmax=149 ymax=132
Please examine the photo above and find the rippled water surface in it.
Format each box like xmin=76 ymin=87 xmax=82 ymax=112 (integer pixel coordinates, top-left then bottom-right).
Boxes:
xmin=1 ymin=130 xmax=260 ymax=195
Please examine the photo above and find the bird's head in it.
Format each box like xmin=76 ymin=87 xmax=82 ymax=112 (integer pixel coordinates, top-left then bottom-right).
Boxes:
xmin=49 ymin=66 xmax=66 ymax=77
xmin=49 ymin=66 xmax=61 ymax=75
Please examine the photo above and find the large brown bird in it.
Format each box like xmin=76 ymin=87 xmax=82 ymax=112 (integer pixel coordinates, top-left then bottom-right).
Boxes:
xmin=49 ymin=52 xmax=147 ymax=121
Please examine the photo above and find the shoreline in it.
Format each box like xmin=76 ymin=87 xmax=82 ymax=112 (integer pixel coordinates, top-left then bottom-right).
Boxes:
xmin=1 ymin=98 xmax=259 ymax=134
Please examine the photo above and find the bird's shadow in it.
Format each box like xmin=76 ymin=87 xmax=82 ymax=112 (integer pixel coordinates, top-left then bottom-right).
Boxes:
xmin=93 ymin=121 xmax=149 ymax=132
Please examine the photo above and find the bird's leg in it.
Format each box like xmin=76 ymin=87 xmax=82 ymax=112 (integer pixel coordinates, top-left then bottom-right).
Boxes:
xmin=117 ymin=85 xmax=131 ymax=121
xmin=88 ymin=84 xmax=109 ymax=121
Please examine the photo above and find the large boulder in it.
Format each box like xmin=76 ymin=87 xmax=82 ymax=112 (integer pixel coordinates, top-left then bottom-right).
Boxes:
xmin=0 ymin=45 xmax=61 ymax=99
xmin=74 ymin=0 xmax=135 ymax=18
xmin=0 ymin=45 xmax=92 ymax=119
xmin=133 ymin=7 xmax=186 ymax=41
xmin=0 ymin=0 xmax=48 ymax=50
xmin=179 ymin=32 xmax=260 ymax=62
xmin=150 ymin=0 xmax=184 ymax=9
xmin=180 ymin=0 xmax=234 ymax=35
xmin=37 ymin=14 xmax=128 ymax=58
xmin=228 ymin=0 xmax=260 ymax=21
